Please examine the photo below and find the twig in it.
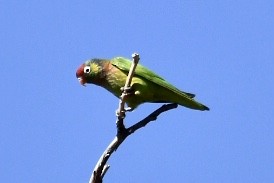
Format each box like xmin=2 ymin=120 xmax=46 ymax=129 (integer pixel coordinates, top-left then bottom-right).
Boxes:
xmin=89 ymin=53 xmax=178 ymax=183
xmin=128 ymin=103 xmax=178 ymax=135
xmin=116 ymin=53 xmax=140 ymax=120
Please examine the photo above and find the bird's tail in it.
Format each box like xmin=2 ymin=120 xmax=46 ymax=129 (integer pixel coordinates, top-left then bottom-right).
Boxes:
xmin=164 ymin=90 xmax=209 ymax=111
xmin=177 ymin=95 xmax=209 ymax=111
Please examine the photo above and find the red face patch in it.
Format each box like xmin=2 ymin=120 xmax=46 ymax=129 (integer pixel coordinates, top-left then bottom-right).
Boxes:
xmin=76 ymin=64 xmax=85 ymax=78
xmin=76 ymin=64 xmax=87 ymax=86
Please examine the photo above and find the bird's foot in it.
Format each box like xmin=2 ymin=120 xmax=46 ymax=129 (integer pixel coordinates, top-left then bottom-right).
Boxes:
xmin=120 ymin=86 xmax=135 ymax=96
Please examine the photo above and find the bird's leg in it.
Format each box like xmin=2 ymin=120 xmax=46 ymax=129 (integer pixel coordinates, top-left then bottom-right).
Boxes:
xmin=121 ymin=87 xmax=134 ymax=112
xmin=121 ymin=82 xmax=142 ymax=96
xmin=119 ymin=84 xmax=140 ymax=112
xmin=120 ymin=86 xmax=135 ymax=96
xmin=116 ymin=86 xmax=134 ymax=117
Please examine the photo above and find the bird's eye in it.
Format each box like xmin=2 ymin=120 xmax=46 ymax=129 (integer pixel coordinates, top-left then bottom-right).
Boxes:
xmin=84 ymin=66 xmax=90 ymax=73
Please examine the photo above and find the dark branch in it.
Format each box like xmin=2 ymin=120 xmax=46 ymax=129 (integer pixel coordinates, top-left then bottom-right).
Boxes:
xmin=89 ymin=104 xmax=178 ymax=183
xmin=128 ymin=103 xmax=178 ymax=135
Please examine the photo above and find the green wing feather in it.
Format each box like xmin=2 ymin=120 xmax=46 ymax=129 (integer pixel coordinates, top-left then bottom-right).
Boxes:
xmin=111 ymin=57 xmax=195 ymax=98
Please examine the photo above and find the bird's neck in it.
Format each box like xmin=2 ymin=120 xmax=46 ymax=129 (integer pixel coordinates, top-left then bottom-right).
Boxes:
xmin=89 ymin=60 xmax=112 ymax=86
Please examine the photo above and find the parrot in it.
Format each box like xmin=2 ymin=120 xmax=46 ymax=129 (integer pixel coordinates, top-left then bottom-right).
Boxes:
xmin=76 ymin=57 xmax=209 ymax=111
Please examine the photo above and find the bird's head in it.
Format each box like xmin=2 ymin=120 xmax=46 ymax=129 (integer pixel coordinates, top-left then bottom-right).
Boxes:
xmin=76 ymin=60 xmax=103 ymax=86
xmin=76 ymin=63 xmax=88 ymax=86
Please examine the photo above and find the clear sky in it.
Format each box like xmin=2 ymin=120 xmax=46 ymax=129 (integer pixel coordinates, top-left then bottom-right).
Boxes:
xmin=1 ymin=1 xmax=273 ymax=183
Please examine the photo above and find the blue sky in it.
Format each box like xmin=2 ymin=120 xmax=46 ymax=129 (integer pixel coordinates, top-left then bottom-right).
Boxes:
xmin=1 ymin=1 xmax=273 ymax=182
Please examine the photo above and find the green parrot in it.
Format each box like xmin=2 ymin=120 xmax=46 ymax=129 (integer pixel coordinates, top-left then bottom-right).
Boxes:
xmin=76 ymin=57 xmax=209 ymax=111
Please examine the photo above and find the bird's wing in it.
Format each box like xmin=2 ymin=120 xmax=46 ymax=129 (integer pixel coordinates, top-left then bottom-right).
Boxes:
xmin=111 ymin=57 xmax=195 ymax=98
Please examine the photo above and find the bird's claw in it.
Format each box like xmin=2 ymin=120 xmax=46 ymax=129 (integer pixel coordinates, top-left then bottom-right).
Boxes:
xmin=120 ymin=86 xmax=134 ymax=95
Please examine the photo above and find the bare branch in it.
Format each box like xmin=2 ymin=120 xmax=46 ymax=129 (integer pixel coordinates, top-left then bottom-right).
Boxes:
xmin=128 ymin=103 xmax=178 ymax=135
xmin=89 ymin=104 xmax=177 ymax=183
